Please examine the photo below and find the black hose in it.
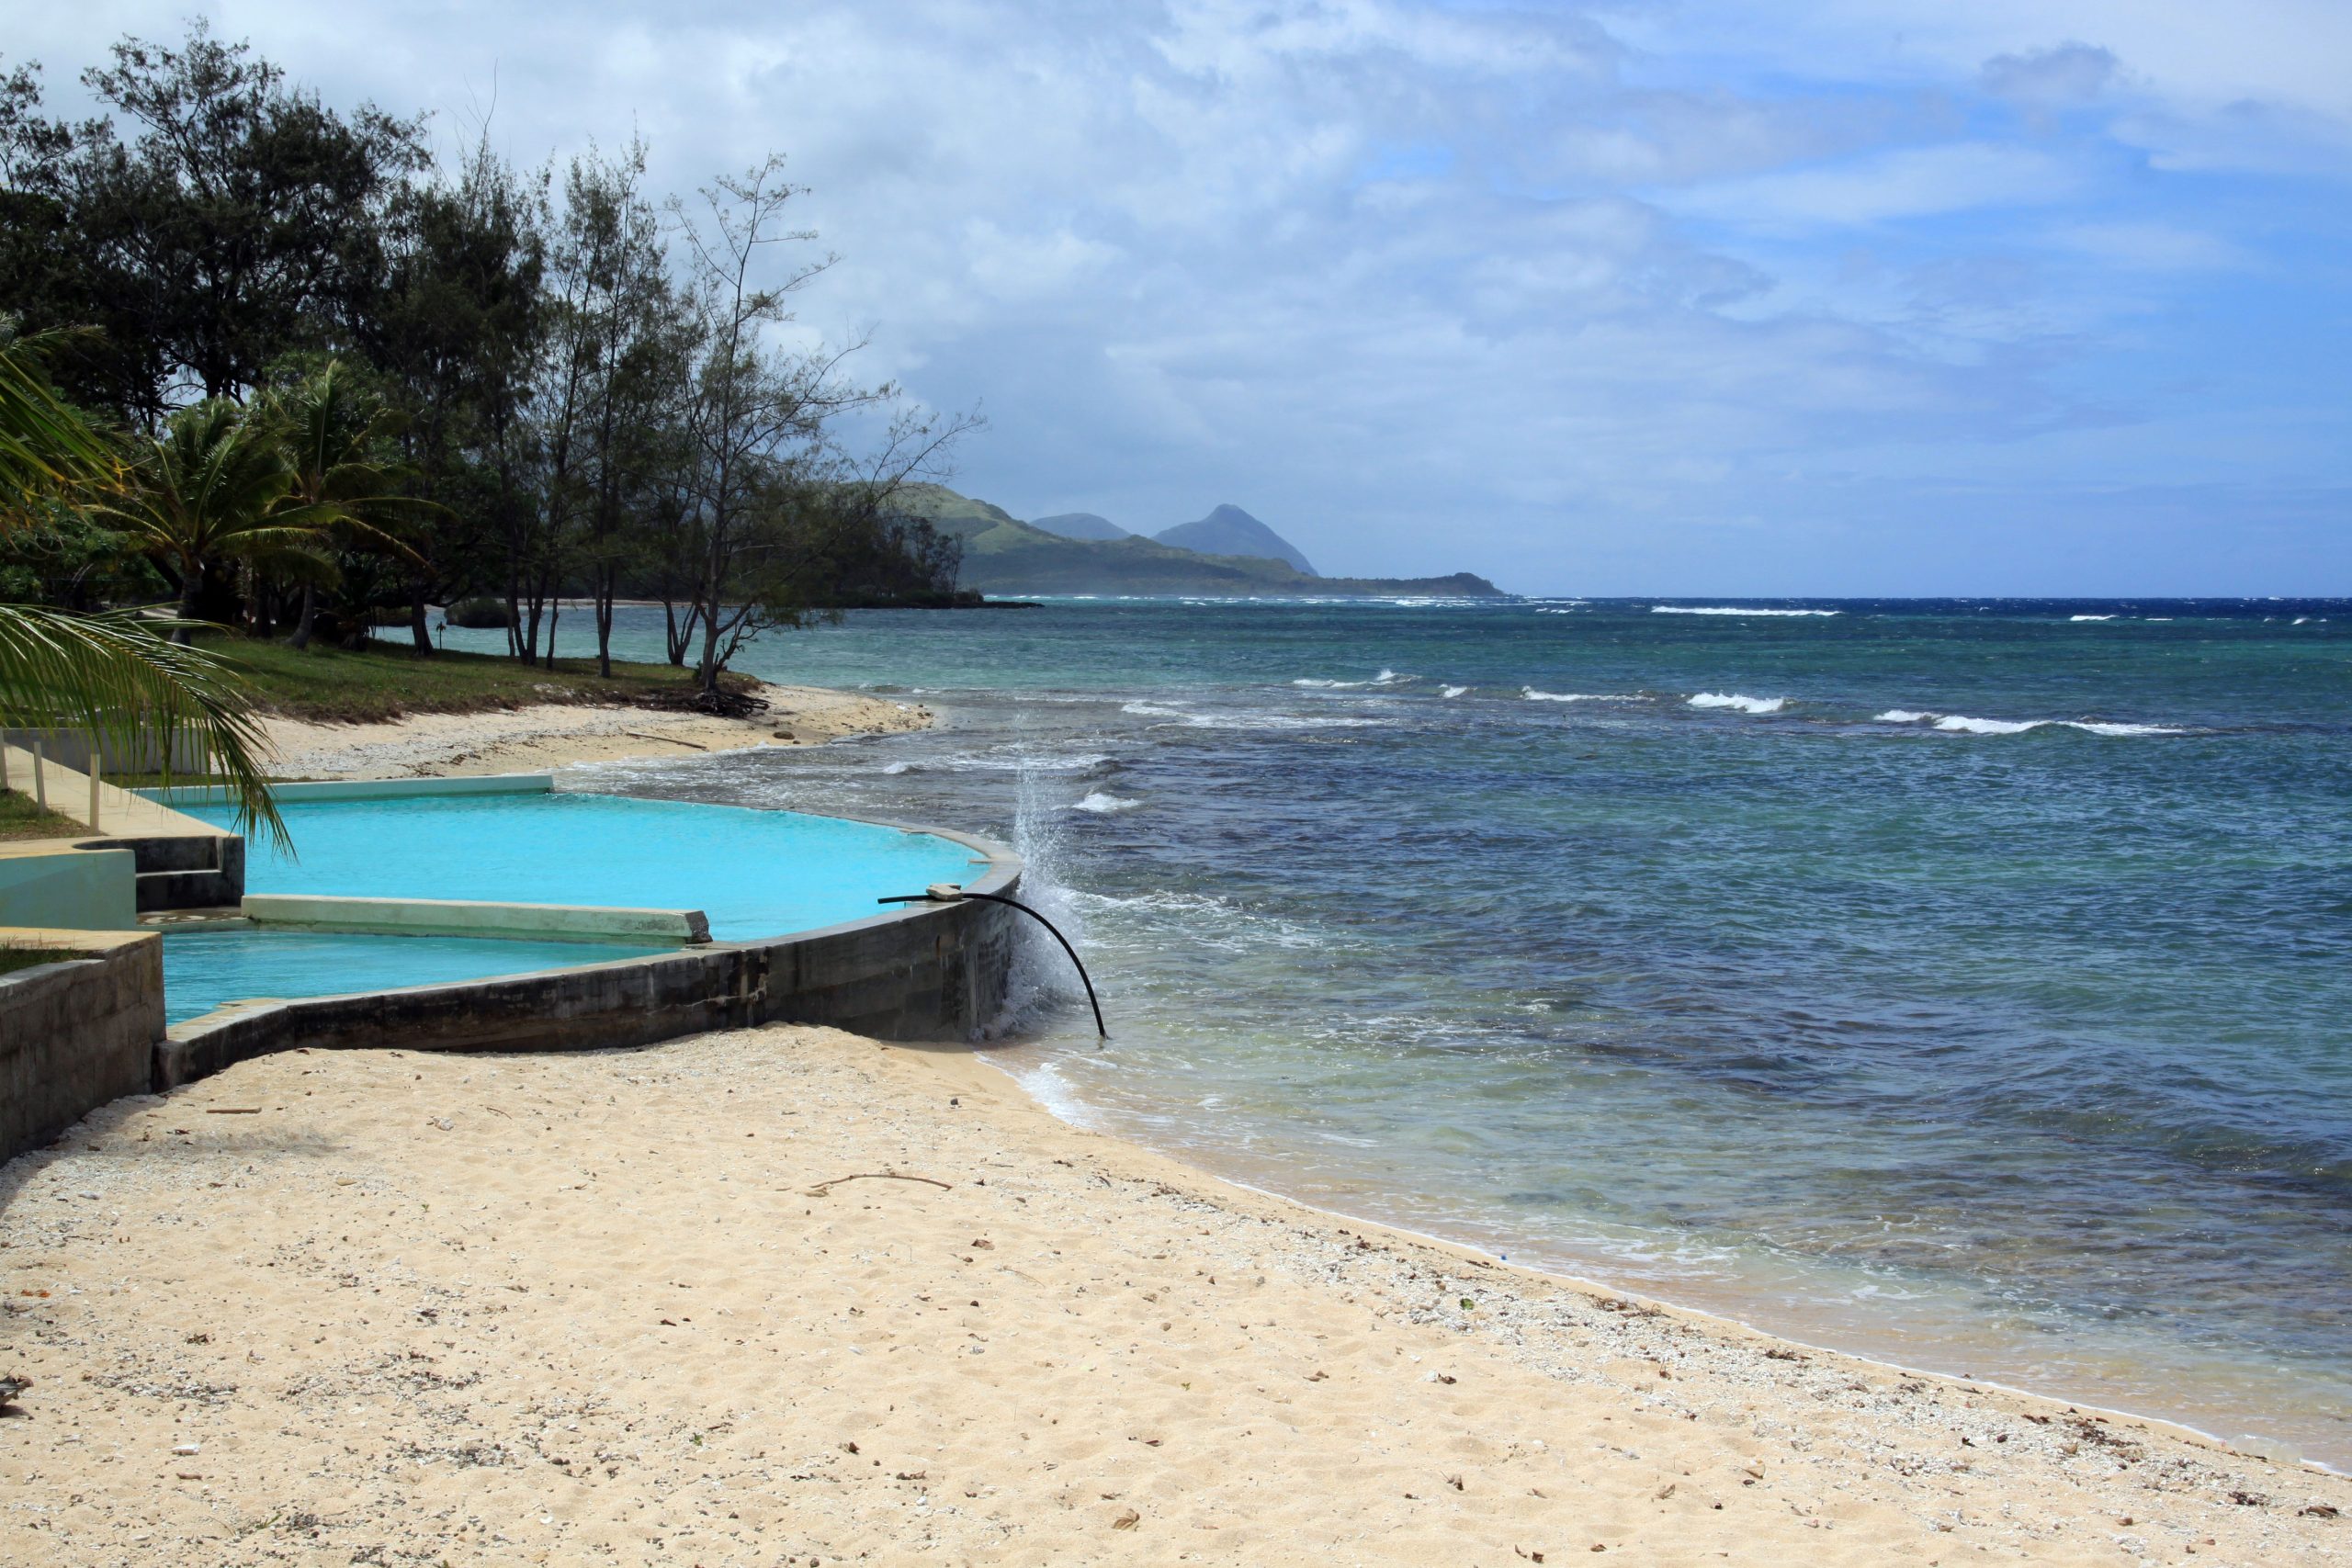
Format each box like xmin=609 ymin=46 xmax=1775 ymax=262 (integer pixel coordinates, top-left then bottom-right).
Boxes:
xmin=878 ymin=888 xmax=1106 ymax=1037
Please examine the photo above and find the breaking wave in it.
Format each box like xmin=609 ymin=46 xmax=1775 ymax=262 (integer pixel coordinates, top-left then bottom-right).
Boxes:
xmin=1688 ymin=693 xmax=1787 ymax=714
xmin=1293 ymin=668 xmax=1410 ymax=690
xmin=1926 ymin=714 xmax=2186 ymax=737
xmin=1653 ymin=605 xmax=1838 ymax=617
xmin=1524 ymin=688 xmax=1645 ymax=703
xmin=1069 ymin=791 xmax=1140 ymax=814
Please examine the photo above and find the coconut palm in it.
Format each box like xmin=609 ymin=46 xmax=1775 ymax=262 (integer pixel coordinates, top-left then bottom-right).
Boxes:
xmin=0 ymin=339 xmax=282 ymax=843
xmin=266 ymin=361 xmax=429 ymax=650
xmin=103 ymin=399 xmax=317 ymax=645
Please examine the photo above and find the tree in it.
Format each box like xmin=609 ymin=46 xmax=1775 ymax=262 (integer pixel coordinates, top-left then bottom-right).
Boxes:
xmin=265 ymin=359 xmax=427 ymax=649
xmin=369 ymin=138 xmax=545 ymax=656
xmin=0 ymin=336 xmax=280 ymax=840
xmin=535 ymin=140 xmax=677 ymax=676
xmin=58 ymin=20 xmax=424 ymax=417
xmin=662 ymin=156 xmax=974 ymax=698
xmin=103 ymin=399 xmax=311 ymax=641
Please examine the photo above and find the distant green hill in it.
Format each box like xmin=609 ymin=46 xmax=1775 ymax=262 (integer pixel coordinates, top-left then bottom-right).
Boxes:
xmin=891 ymin=483 xmax=1502 ymax=598
xmin=1157 ymin=503 xmax=1317 ymax=575
xmin=1029 ymin=511 xmax=1130 ymax=542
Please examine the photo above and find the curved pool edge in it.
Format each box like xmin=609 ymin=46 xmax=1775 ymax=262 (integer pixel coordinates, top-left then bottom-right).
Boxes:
xmin=153 ymin=824 xmax=1023 ymax=1091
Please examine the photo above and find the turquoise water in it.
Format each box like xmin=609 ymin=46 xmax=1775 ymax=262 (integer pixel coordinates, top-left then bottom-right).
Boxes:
xmin=162 ymin=930 xmax=667 ymax=1025
xmin=415 ymin=598 xmax=2350 ymax=1461
xmin=179 ymin=792 xmax=983 ymax=941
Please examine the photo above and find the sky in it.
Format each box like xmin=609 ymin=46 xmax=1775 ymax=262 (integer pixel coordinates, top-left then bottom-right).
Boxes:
xmin=15 ymin=1 xmax=2352 ymax=594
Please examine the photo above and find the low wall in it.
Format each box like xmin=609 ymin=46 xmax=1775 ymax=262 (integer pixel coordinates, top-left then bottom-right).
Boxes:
xmin=0 ymin=929 xmax=164 ymax=1161
xmin=143 ymin=773 xmax=555 ymax=807
xmin=154 ymin=828 xmax=1023 ymax=1089
xmin=242 ymin=893 xmax=710 ymax=944
xmin=0 ymin=842 xmax=138 ymax=931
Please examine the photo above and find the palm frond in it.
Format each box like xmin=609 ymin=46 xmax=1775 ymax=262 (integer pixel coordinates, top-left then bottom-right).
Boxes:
xmin=0 ymin=605 xmax=286 ymax=850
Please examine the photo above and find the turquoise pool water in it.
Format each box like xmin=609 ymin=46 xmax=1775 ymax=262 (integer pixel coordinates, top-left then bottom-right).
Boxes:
xmin=161 ymin=930 xmax=667 ymax=1025
xmin=177 ymin=790 xmax=982 ymax=940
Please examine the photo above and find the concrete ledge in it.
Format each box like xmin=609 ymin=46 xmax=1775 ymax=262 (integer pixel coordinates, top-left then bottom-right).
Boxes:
xmin=241 ymin=893 xmax=710 ymax=945
xmin=0 ymin=841 xmax=138 ymax=931
xmin=1 ymin=928 xmax=164 ymax=1162
xmin=141 ymin=773 xmax=553 ymax=807
xmin=154 ymin=824 xmax=1023 ymax=1089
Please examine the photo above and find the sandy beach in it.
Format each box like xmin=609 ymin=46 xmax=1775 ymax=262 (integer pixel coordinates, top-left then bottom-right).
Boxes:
xmin=256 ymin=682 xmax=932 ymax=780
xmin=3 ymin=1025 xmax=2345 ymax=1565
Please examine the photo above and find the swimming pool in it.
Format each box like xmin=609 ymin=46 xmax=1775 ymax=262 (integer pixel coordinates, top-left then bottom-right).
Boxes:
xmin=160 ymin=929 xmax=668 ymax=1025
xmin=176 ymin=791 xmax=983 ymax=941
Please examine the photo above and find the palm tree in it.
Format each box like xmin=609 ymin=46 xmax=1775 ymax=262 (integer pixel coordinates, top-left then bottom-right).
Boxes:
xmin=104 ymin=400 xmax=316 ymax=645
xmin=0 ymin=340 xmax=282 ymax=844
xmin=266 ymin=362 xmax=428 ymax=650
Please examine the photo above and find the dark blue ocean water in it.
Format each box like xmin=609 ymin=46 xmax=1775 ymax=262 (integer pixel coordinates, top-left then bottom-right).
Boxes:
xmin=424 ymin=596 xmax=2352 ymax=1461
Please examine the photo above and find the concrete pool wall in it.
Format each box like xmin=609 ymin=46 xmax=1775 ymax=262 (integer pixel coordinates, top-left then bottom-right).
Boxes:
xmin=0 ymin=930 xmax=164 ymax=1159
xmin=5 ymin=779 xmax=1026 ymax=1159
xmin=153 ymin=818 xmax=1024 ymax=1090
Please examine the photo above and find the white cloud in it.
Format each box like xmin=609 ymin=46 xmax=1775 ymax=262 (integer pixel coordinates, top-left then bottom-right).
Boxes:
xmin=6 ymin=0 xmax=2342 ymax=591
xmin=1668 ymin=143 xmax=2081 ymax=230
xmin=1981 ymin=41 xmax=2119 ymax=109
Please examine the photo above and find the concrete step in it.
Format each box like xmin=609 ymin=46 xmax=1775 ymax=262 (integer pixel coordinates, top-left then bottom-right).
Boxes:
xmin=136 ymin=868 xmax=240 ymax=913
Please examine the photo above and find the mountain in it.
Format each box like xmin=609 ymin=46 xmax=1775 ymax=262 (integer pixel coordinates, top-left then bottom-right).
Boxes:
xmin=1154 ymin=503 xmax=1317 ymax=576
xmin=1029 ymin=512 xmax=1131 ymax=542
xmin=889 ymin=484 xmax=1502 ymax=599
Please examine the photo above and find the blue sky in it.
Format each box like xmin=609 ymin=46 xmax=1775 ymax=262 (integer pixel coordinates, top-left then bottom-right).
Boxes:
xmin=20 ymin=1 xmax=2352 ymax=593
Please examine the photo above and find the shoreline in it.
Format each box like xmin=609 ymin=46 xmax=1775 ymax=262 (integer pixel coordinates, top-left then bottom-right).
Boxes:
xmin=254 ymin=680 xmax=933 ymax=779
xmin=237 ymin=693 xmax=2346 ymax=1490
xmin=996 ymin=1060 xmax=2348 ymax=1480
xmin=3 ymin=1025 xmax=2343 ymax=1563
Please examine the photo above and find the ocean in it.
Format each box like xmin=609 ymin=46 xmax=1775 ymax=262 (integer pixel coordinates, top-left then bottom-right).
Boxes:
xmin=426 ymin=595 xmax=2352 ymax=1464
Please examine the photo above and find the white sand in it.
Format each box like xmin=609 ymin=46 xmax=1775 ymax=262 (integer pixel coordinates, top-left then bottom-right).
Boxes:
xmin=4 ymin=1027 xmax=2343 ymax=1565
xmin=257 ymin=682 xmax=930 ymax=780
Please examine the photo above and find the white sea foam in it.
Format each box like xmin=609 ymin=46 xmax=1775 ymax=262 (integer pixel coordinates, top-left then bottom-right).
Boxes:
xmin=1875 ymin=709 xmax=1935 ymax=724
xmin=1930 ymin=715 xmax=2187 ymax=737
xmin=2070 ymin=615 xmax=2116 ymax=622
xmin=1524 ymin=688 xmax=1645 ymax=703
xmin=1293 ymin=668 xmax=1411 ymax=690
xmin=1653 ymin=605 xmax=1838 ymax=617
xmin=2293 ymin=616 xmax=2311 ymax=625
xmin=1689 ymin=693 xmax=1787 ymax=714
xmin=1935 ymin=715 xmax=2045 ymax=734
xmin=881 ymin=761 xmax=918 ymax=775
xmin=1442 ymin=685 xmax=1469 ymax=698
xmin=1069 ymin=791 xmax=1140 ymax=814
xmin=1123 ymin=698 xmax=1386 ymax=731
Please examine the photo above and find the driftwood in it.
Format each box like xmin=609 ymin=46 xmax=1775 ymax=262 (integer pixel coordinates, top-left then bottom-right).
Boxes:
xmin=805 ymin=1172 xmax=953 ymax=1198
xmin=632 ymin=687 xmax=770 ymax=720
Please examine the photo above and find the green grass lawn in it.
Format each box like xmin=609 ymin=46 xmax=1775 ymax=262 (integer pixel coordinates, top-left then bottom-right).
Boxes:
xmin=0 ymin=786 xmax=82 ymax=841
xmin=198 ymin=634 xmax=741 ymax=725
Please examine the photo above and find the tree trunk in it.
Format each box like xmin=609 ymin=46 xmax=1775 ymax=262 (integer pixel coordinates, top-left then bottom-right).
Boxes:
xmin=595 ymin=568 xmax=616 ymax=680
xmin=696 ymin=606 xmax=722 ymax=696
xmin=288 ymin=582 xmax=319 ymax=650
xmin=409 ymin=588 xmax=433 ymax=656
xmin=173 ymin=566 xmax=203 ymax=647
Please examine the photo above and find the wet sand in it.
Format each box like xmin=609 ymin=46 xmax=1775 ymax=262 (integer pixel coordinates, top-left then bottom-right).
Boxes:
xmin=3 ymin=1025 xmax=2343 ymax=1565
